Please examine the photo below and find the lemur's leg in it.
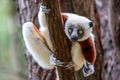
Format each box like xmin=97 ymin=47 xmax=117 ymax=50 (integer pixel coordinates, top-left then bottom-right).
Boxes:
xmin=22 ymin=22 xmax=54 ymax=69
xmin=82 ymin=62 xmax=94 ymax=77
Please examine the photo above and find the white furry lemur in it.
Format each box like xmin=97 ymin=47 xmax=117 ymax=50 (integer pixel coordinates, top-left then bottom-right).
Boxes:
xmin=22 ymin=5 xmax=96 ymax=78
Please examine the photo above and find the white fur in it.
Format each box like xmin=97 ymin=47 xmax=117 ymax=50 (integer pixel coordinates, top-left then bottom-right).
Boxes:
xmin=56 ymin=69 xmax=60 ymax=80
xmin=38 ymin=6 xmax=53 ymax=51
xmin=71 ymin=42 xmax=86 ymax=71
xmin=22 ymin=22 xmax=54 ymax=69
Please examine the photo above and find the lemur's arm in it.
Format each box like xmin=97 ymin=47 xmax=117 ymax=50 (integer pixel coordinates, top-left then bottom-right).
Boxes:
xmin=22 ymin=22 xmax=54 ymax=69
xmin=38 ymin=6 xmax=53 ymax=51
xmin=80 ymin=35 xmax=96 ymax=77
xmin=38 ymin=6 xmax=48 ymax=29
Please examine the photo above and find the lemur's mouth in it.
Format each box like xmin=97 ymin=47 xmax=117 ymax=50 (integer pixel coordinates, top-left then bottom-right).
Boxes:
xmin=70 ymin=34 xmax=85 ymax=42
xmin=71 ymin=36 xmax=78 ymax=41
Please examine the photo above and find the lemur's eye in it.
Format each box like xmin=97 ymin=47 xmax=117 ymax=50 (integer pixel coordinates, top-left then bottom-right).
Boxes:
xmin=78 ymin=29 xmax=84 ymax=35
xmin=68 ymin=28 xmax=73 ymax=34
xmin=78 ymin=28 xmax=84 ymax=38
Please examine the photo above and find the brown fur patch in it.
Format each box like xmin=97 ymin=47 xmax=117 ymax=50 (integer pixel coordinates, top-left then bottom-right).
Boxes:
xmin=61 ymin=14 xmax=68 ymax=25
xmin=79 ymin=36 xmax=96 ymax=64
xmin=32 ymin=24 xmax=47 ymax=44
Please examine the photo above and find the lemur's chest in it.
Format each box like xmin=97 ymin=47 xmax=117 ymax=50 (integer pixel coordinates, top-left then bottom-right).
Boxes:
xmin=71 ymin=42 xmax=86 ymax=71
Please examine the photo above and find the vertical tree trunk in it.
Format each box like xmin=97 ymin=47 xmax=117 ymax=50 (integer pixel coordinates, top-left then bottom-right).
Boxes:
xmin=109 ymin=0 xmax=120 ymax=57
xmin=107 ymin=0 xmax=120 ymax=79
xmin=42 ymin=0 xmax=75 ymax=80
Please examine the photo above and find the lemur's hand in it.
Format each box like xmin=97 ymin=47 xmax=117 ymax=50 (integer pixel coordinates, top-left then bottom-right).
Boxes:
xmin=40 ymin=5 xmax=51 ymax=13
xmin=82 ymin=62 xmax=94 ymax=77
xmin=50 ymin=54 xmax=74 ymax=69
xmin=50 ymin=54 xmax=64 ymax=67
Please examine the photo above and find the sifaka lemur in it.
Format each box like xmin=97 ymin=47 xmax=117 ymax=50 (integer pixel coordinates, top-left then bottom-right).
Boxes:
xmin=22 ymin=5 xmax=96 ymax=78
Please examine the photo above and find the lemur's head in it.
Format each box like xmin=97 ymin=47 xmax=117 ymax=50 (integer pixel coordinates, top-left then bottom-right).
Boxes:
xmin=62 ymin=13 xmax=94 ymax=42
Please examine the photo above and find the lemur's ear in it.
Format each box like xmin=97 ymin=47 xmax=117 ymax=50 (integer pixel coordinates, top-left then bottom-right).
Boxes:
xmin=61 ymin=14 xmax=68 ymax=25
xmin=89 ymin=22 xmax=94 ymax=28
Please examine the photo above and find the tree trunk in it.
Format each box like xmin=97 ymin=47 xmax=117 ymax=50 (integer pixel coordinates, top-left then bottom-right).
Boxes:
xmin=107 ymin=0 xmax=120 ymax=79
xmin=109 ymin=0 xmax=120 ymax=57
xmin=42 ymin=0 xmax=75 ymax=80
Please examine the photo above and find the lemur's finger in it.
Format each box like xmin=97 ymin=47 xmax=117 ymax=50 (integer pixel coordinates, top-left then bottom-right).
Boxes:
xmin=40 ymin=5 xmax=51 ymax=13
xmin=65 ymin=61 xmax=74 ymax=69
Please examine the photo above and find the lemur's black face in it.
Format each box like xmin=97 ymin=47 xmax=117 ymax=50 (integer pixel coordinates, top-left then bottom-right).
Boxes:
xmin=64 ymin=14 xmax=94 ymax=42
xmin=66 ymin=21 xmax=93 ymax=41
xmin=68 ymin=26 xmax=84 ymax=41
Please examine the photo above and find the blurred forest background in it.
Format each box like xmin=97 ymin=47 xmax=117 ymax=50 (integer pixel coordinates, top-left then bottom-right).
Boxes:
xmin=0 ymin=0 xmax=27 ymax=80
xmin=0 ymin=0 xmax=120 ymax=80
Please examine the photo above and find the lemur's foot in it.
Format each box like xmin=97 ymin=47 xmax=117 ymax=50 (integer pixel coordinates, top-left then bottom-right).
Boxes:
xmin=65 ymin=61 xmax=74 ymax=69
xmin=82 ymin=62 xmax=94 ymax=77
xmin=50 ymin=54 xmax=74 ymax=69
xmin=40 ymin=5 xmax=51 ymax=13
xmin=50 ymin=54 xmax=64 ymax=66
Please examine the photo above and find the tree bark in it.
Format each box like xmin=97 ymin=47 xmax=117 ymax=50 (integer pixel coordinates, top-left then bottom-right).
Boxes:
xmin=109 ymin=0 xmax=120 ymax=57
xmin=42 ymin=0 xmax=75 ymax=80
xmin=107 ymin=0 xmax=120 ymax=79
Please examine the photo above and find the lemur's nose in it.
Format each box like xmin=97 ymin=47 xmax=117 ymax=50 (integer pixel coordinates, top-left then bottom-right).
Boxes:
xmin=71 ymin=35 xmax=78 ymax=41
